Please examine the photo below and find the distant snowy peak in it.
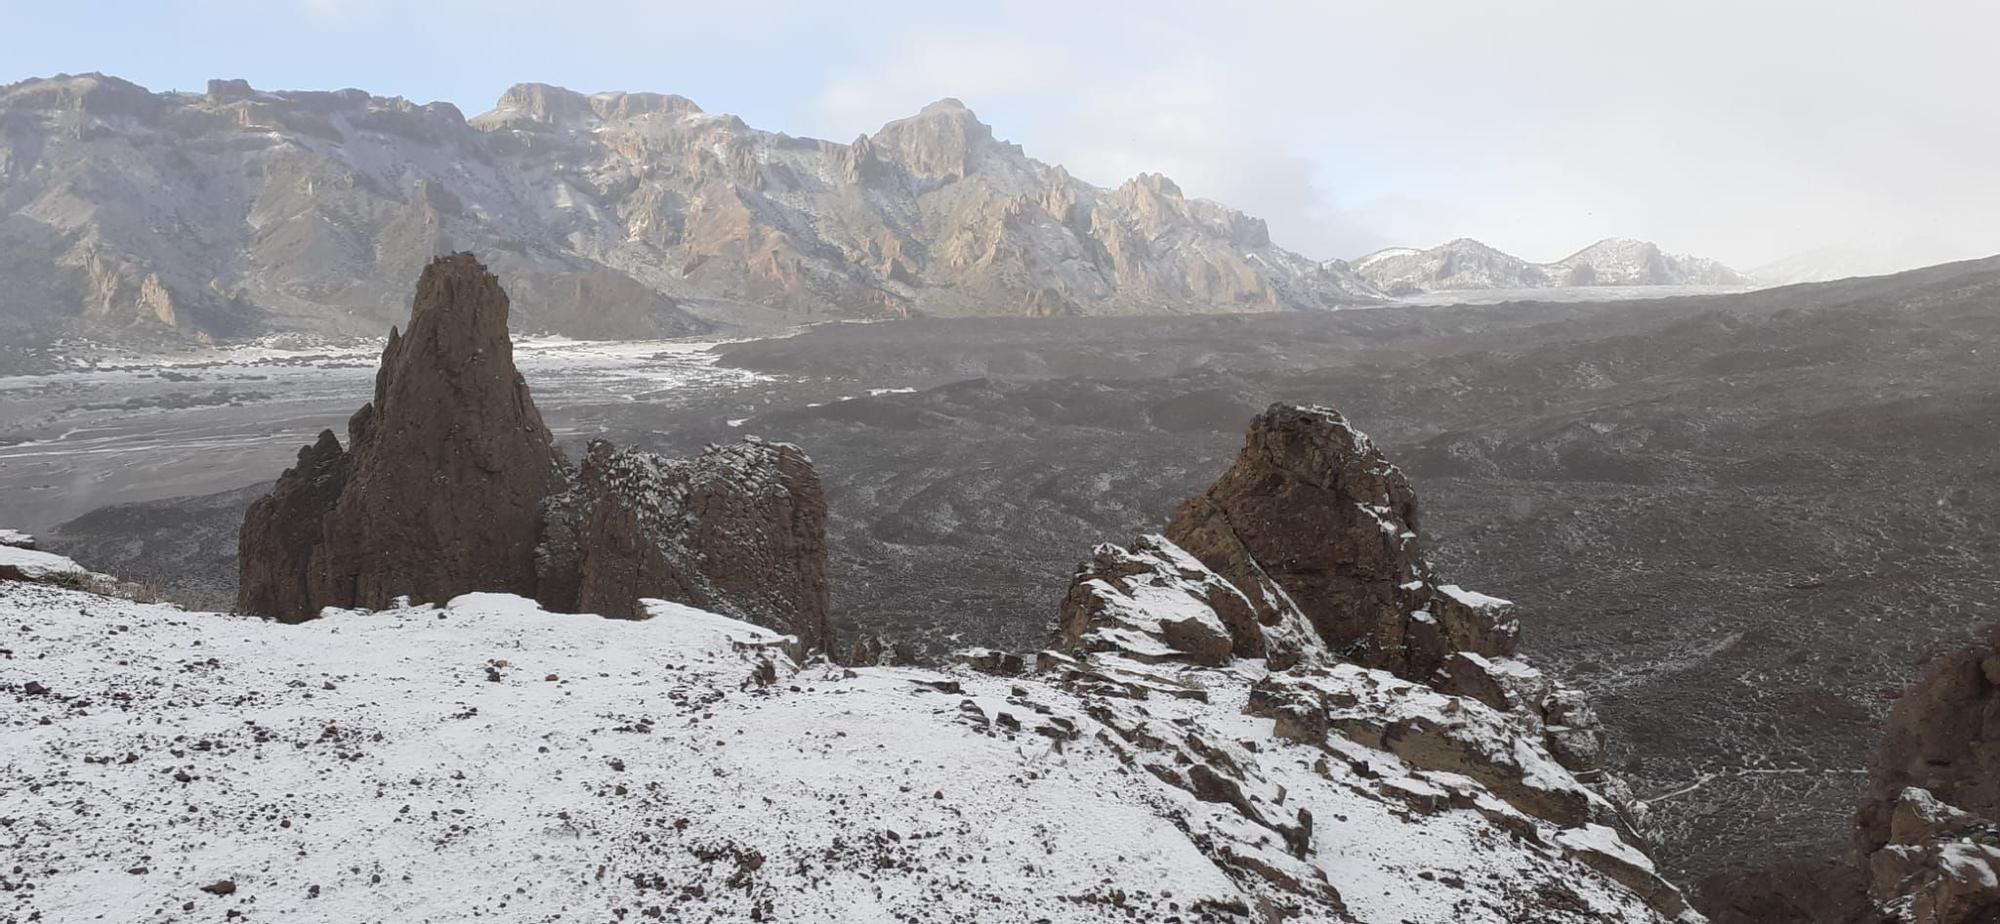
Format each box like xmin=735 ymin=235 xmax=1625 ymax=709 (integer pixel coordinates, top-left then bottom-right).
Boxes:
xmin=1550 ymin=238 xmax=1749 ymax=287
xmin=1350 ymin=239 xmax=1551 ymax=295
xmin=1352 ymin=237 xmax=1749 ymax=295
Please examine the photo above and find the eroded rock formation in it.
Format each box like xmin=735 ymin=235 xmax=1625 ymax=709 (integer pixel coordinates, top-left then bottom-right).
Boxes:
xmin=537 ymin=438 xmax=830 ymax=647
xmin=1163 ymin=403 xmax=1521 ymax=680
xmin=1044 ymin=403 xmax=1690 ymax=921
xmin=238 ymin=254 xmax=831 ymax=650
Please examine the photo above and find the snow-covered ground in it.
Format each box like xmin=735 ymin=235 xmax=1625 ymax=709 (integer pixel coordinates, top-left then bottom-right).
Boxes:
xmin=2 ymin=582 xmax=1691 ymax=923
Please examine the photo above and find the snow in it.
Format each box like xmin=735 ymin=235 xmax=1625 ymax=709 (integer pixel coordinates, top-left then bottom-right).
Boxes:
xmin=1441 ymin=583 xmax=1515 ymax=609
xmin=0 ymin=545 xmax=90 ymax=581
xmin=1939 ymin=841 xmax=2000 ymax=889
xmin=0 ymin=528 xmax=34 ymax=548
xmin=2 ymin=581 xmax=1690 ymax=924
xmin=1558 ymin=823 xmax=1659 ymax=874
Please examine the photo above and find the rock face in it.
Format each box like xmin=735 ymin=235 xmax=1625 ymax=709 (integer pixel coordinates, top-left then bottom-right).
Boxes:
xmin=0 ymin=73 xmax=1383 ymax=351
xmin=238 ymin=254 xmax=831 ymax=650
xmin=1855 ymin=626 xmax=2000 ymax=924
xmin=536 ymin=438 xmax=830 ymax=648
xmin=240 ymin=254 xmax=563 ymax=618
xmin=1163 ymin=404 xmax=1520 ymax=680
xmin=1046 ymin=404 xmax=1689 ymax=921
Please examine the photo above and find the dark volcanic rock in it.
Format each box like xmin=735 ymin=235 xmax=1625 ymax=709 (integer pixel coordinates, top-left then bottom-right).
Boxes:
xmin=308 ymin=254 xmax=565 ymax=609
xmin=535 ymin=438 xmax=831 ymax=651
xmin=1163 ymin=403 xmax=1517 ymax=680
xmin=237 ymin=430 xmax=351 ymax=621
xmin=238 ymin=254 xmax=563 ymax=618
xmin=237 ymin=253 xmax=832 ymax=650
xmin=1859 ymin=625 xmax=2000 ymax=855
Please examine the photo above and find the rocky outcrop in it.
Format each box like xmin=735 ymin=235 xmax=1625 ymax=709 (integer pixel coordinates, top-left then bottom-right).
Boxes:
xmin=1861 ymin=626 xmax=2000 ymax=856
xmin=1164 ymin=404 xmax=1520 ymax=681
xmin=536 ymin=438 xmax=830 ymax=650
xmin=1854 ymin=627 xmax=2000 ymax=924
xmin=1704 ymin=626 xmax=2000 ymax=924
xmin=239 ymin=254 xmax=564 ymax=618
xmin=236 ymin=430 xmax=351 ymax=621
xmin=1046 ymin=404 xmax=1688 ymax=921
xmin=1055 ymin=534 xmax=1314 ymax=668
xmin=238 ymin=254 xmax=831 ymax=650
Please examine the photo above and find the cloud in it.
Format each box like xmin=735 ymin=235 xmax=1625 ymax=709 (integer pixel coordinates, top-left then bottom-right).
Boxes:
xmin=803 ymin=28 xmax=1381 ymax=260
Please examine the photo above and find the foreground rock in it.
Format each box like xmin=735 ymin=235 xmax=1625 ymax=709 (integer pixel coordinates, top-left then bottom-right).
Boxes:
xmin=1046 ymin=404 xmax=1690 ymax=921
xmin=238 ymin=255 xmax=831 ymax=650
xmin=0 ymin=542 xmax=96 ymax=585
xmin=1857 ymin=626 xmax=2000 ymax=923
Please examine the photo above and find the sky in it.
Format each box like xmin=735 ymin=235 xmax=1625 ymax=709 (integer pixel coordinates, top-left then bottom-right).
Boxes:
xmin=4 ymin=0 xmax=1996 ymax=268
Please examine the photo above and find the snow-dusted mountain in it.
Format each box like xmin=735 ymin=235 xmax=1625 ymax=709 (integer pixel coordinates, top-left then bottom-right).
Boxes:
xmin=0 ymin=74 xmax=1382 ymax=349
xmin=1353 ymin=237 xmax=1750 ymax=295
xmin=1351 ymin=238 xmax=1554 ymax=294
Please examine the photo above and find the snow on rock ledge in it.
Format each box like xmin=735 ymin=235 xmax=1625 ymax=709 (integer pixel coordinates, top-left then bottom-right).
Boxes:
xmin=0 ymin=544 xmax=98 ymax=584
xmin=3 ymin=580 xmax=1695 ymax=923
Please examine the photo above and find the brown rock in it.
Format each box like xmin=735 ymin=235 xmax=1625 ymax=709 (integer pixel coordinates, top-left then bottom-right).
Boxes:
xmin=239 ymin=253 xmax=563 ymax=618
xmin=238 ymin=254 xmax=831 ymax=650
xmin=535 ymin=437 xmax=831 ymax=651
xmin=1164 ymin=404 xmax=1516 ymax=679
xmin=1859 ymin=626 xmax=2000 ymax=856
xmin=236 ymin=430 xmax=350 ymax=622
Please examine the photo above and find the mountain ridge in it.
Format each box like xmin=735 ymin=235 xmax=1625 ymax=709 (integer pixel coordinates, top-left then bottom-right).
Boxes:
xmin=1353 ymin=236 xmax=1750 ymax=295
xmin=0 ymin=72 xmax=1383 ymax=349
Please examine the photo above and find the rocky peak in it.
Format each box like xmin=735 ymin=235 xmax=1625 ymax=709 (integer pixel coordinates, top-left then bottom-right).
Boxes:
xmin=868 ymin=98 xmax=1012 ymax=181
xmin=1041 ymin=403 xmax=1690 ymax=921
xmin=477 ymin=82 xmax=598 ymax=130
xmin=0 ymin=72 xmax=159 ymax=118
xmin=238 ymin=254 xmax=832 ymax=651
xmin=1162 ymin=404 xmax=1516 ymax=679
xmin=283 ymin=254 xmax=563 ymax=614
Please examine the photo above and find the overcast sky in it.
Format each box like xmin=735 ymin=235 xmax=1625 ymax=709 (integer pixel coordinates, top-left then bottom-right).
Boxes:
xmin=6 ymin=0 xmax=1996 ymax=268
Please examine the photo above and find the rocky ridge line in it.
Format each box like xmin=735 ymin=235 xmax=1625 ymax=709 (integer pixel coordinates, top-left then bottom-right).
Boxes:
xmin=1040 ymin=403 xmax=1699 ymax=921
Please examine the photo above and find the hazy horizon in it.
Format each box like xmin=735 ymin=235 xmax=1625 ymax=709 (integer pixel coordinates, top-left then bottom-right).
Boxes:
xmin=7 ymin=0 xmax=1997 ymax=270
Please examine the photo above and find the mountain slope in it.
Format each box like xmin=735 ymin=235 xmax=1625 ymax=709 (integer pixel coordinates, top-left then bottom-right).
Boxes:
xmin=0 ymin=74 xmax=1382 ymax=349
xmin=1353 ymin=237 xmax=1749 ymax=295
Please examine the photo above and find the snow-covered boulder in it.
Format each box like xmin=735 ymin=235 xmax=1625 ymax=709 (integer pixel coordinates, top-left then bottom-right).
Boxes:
xmin=0 ymin=544 xmax=97 ymax=585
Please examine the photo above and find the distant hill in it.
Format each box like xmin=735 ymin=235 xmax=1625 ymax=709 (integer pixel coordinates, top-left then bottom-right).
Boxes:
xmin=1353 ymin=236 xmax=1750 ymax=295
